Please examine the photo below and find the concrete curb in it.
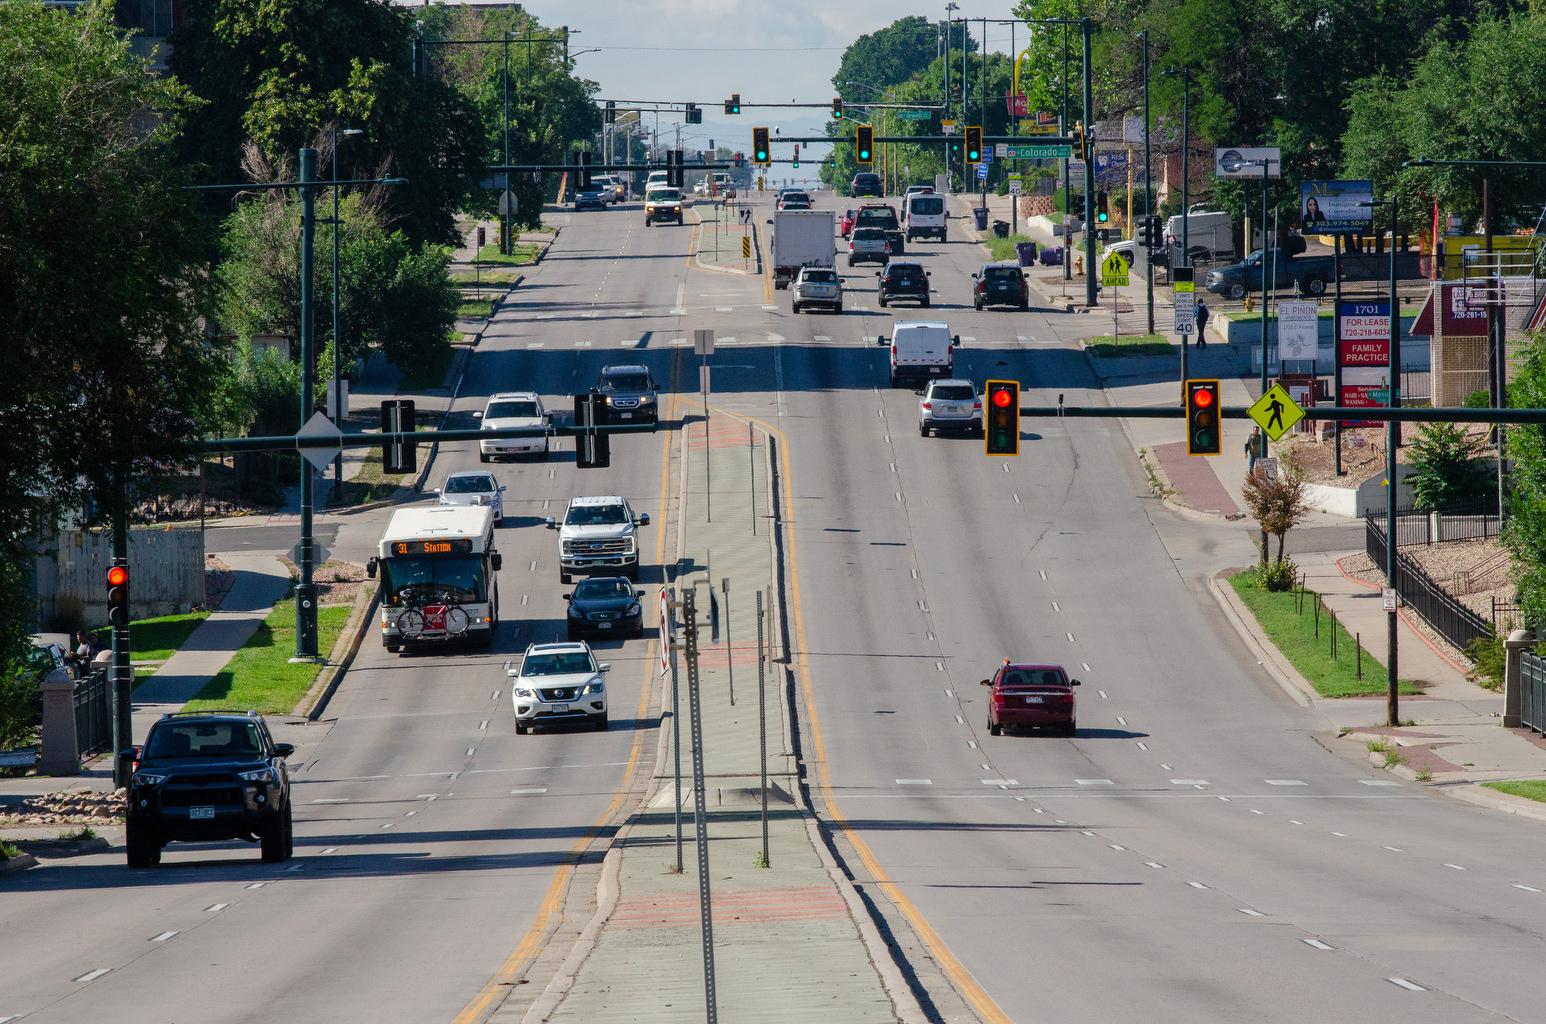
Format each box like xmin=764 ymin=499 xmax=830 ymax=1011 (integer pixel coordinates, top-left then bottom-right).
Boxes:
xmin=11 ymin=836 xmax=113 ymax=860
xmin=0 ymin=852 xmax=38 ymax=874
xmin=519 ymin=847 xmax=624 ymax=1023
xmin=1134 ymin=446 xmax=1237 ymax=524
xmin=299 ymin=581 xmax=379 ymax=721
xmin=1443 ymin=782 xmax=1546 ymax=823
xmin=1209 ymin=570 xmax=1318 ymax=706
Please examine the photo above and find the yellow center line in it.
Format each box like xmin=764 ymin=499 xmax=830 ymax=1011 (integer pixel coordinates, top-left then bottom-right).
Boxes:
xmin=737 ymin=411 xmax=1014 ymax=1024
xmin=451 ymin=357 xmax=683 ymax=1024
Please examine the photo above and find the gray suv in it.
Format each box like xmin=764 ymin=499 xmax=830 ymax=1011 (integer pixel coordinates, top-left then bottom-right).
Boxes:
xmin=597 ymin=364 xmax=660 ymax=425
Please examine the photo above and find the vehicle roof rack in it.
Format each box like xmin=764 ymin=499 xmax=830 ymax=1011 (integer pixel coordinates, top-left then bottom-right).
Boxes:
xmin=158 ymin=709 xmax=261 ymax=720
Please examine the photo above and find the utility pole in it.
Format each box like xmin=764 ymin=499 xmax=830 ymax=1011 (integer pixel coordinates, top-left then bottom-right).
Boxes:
xmin=330 ymin=125 xmax=362 ymax=504
xmin=1062 ymin=25 xmax=1071 ymax=281
xmin=1141 ymin=31 xmax=1154 ymax=334
xmin=294 ymin=146 xmax=320 ymax=661
xmin=1082 ymin=17 xmax=1096 ymax=307
xmin=1385 ymin=197 xmax=1402 ymax=727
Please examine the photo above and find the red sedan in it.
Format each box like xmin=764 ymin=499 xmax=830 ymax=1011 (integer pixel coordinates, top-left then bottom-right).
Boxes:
xmin=982 ymin=662 xmax=1080 ymax=736
xmin=839 ymin=208 xmax=857 ymax=239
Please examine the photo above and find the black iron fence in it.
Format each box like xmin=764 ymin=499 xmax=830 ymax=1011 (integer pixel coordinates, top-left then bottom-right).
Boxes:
xmin=1367 ymin=513 xmax=1494 ymax=655
xmin=73 ymin=667 xmax=112 ymax=758
xmin=1376 ymin=500 xmax=1501 ymax=548
xmin=1522 ymin=650 xmax=1546 ymax=735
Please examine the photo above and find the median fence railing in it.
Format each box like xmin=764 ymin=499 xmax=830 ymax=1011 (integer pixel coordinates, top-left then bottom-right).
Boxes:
xmin=73 ymin=667 xmax=112 ymax=758
xmin=1521 ymin=650 xmax=1546 ymax=735
xmin=1366 ymin=509 xmax=1495 ymax=655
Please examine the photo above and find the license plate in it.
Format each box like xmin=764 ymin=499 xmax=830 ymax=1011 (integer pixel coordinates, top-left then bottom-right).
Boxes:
xmin=1024 ymin=696 xmax=1044 ymax=704
xmin=595 ymin=622 xmax=612 ymax=629
xmin=618 ymin=412 xmax=633 ymax=419
xmin=189 ymin=806 xmax=215 ymax=819
xmin=554 ymin=704 xmax=570 ymax=713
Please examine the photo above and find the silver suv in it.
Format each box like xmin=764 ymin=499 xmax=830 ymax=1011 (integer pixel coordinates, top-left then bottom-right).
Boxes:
xmin=918 ymin=379 xmax=982 ymax=437
xmin=509 ymin=642 xmax=610 ymax=733
xmin=791 ymin=267 xmax=843 ymax=314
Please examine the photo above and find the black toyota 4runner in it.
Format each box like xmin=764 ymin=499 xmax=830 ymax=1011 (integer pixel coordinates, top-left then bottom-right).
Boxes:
xmin=122 ymin=711 xmax=295 ymax=868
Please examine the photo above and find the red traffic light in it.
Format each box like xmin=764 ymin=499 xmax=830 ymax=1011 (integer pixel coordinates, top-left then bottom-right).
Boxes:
xmin=991 ymin=389 xmax=1013 ymax=408
xmin=106 ymin=565 xmax=128 ymax=587
xmin=1191 ymin=387 xmax=1213 ymax=407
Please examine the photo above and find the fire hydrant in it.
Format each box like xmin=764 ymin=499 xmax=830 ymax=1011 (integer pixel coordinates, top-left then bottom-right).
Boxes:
xmin=1074 ymin=254 xmax=1084 ymax=276
xmin=1243 ymin=294 xmax=1256 ymax=313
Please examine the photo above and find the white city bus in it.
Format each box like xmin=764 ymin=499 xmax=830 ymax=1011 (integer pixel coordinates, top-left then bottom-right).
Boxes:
xmin=367 ymin=506 xmax=501 ymax=652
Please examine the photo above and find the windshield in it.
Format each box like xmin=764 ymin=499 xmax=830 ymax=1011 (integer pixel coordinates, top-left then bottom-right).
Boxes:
xmin=601 ymin=373 xmax=651 ymax=392
xmin=444 ymin=474 xmax=496 ymax=494
xmin=566 ymin=503 xmax=628 ymax=526
xmin=932 ymin=384 xmax=975 ymax=401
xmin=1000 ymin=668 xmax=1068 ymax=688
xmin=145 ymin=721 xmax=263 ymax=759
xmin=910 ymin=197 xmax=944 ymax=216
xmin=381 ymin=555 xmax=486 ymax=606
xmin=857 ymin=208 xmax=897 ymax=227
xmin=575 ymin=579 xmax=635 ymax=600
xmin=649 ymin=189 xmax=681 ymax=202
xmin=485 ymin=401 xmax=539 ymax=420
xmin=802 ymin=270 xmax=837 ymax=283
xmin=522 ymin=651 xmax=597 ymax=676
xmin=984 ymin=267 xmax=1022 ymax=282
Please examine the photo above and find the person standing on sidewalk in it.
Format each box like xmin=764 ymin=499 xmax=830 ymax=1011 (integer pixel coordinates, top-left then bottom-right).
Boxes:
xmin=1196 ymin=299 xmax=1211 ymax=349
xmin=1245 ymin=426 xmax=1261 ymax=475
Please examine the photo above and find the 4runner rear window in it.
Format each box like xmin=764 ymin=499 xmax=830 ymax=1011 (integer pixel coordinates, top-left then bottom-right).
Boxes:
xmin=931 ymin=385 xmax=974 ymax=401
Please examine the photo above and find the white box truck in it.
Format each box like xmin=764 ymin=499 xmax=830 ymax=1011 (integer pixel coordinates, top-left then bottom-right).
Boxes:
xmin=1164 ymin=211 xmax=1235 ymax=261
xmin=769 ymin=209 xmax=836 ymax=289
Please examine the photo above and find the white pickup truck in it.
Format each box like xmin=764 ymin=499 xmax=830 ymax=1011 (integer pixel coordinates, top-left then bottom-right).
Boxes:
xmin=768 ymin=209 xmax=836 ymax=289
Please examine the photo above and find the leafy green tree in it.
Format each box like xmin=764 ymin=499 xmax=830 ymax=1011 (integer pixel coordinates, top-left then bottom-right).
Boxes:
xmin=1407 ymin=422 xmax=1492 ymax=510
xmin=171 ymin=0 xmax=486 ymax=246
xmin=1504 ymin=331 xmax=1546 ymax=629
xmin=0 ymin=0 xmax=226 ymax=674
xmin=832 ymin=16 xmax=971 ymax=97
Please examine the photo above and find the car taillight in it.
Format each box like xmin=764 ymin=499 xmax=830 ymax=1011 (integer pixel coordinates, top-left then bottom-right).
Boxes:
xmin=973 ymin=400 xmax=983 ymax=411
xmin=992 ymin=690 xmax=1005 ymax=706
xmin=891 ymin=345 xmax=897 ymax=359
xmin=921 ymin=401 xmax=932 ymax=410
xmin=1059 ymin=692 xmax=1074 ymax=702
xmin=978 ymin=280 xmax=986 ymax=292
xmin=849 ymin=241 xmax=855 ymax=251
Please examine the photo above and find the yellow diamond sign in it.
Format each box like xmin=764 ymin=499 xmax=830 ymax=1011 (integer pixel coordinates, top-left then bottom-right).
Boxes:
xmin=1100 ymin=250 xmax=1129 ymax=288
xmin=1247 ymin=383 xmax=1305 ymax=442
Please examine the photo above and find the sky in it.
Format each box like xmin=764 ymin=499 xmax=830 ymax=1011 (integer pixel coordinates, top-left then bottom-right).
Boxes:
xmin=405 ymin=1 xmax=1035 ymax=174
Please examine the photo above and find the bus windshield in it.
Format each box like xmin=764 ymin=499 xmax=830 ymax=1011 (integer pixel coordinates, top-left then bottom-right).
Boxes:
xmin=381 ymin=554 xmax=487 ymax=606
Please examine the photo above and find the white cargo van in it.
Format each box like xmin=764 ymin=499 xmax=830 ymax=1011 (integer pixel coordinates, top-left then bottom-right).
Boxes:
xmin=904 ymin=191 xmax=947 ymax=242
xmin=877 ymin=321 xmax=960 ymax=388
xmin=1163 ymin=211 xmax=1234 ymax=261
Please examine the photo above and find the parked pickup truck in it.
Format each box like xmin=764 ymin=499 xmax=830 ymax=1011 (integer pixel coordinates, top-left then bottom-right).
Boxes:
xmin=1205 ymin=248 xmax=1335 ymax=299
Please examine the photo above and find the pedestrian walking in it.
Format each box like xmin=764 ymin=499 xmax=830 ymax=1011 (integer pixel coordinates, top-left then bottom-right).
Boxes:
xmin=1196 ymin=299 xmax=1211 ymax=348
xmin=1245 ymin=426 xmax=1261 ymax=475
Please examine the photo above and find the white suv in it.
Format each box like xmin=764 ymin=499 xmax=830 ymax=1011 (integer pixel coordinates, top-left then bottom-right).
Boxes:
xmin=791 ymin=266 xmax=843 ymax=314
xmin=918 ymin=379 xmax=982 ymax=436
xmin=477 ymin=391 xmax=549 ymax=461
xmin=547 ymin=496 xmax=649 ymax=583
xmin=509 ymin=642 xmax=609 ymax=733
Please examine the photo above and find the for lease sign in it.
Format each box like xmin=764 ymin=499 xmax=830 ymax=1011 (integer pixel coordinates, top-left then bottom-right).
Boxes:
xmin=1339 ymin=300 xmax=1390 ymax=366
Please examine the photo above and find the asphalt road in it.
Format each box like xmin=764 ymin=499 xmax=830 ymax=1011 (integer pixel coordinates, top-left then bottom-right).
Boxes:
xmin=9 ymin=188 xmax=1546 ymax=1024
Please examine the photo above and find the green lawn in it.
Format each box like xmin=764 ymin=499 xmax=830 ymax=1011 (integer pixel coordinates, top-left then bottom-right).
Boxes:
xmin=456 ymin=298 xmax=495 ymax=319
xmin=984 ymin=232 xmax=1035 ymax=263
xmin=324 ymin=447 xmax=409 ymax=509
xmin=1228 ymin=570 xmax=1421 ymax=698
xmin=180 ymin=599 xmax=351 ymax=715
xmin=475 ymin=243 xmax=541 ymax=267
xmin=398 ymin=342 xmax=455 ymax=391
xmin=1084 ymin=334 xmax=1174 ymax=358
xmin=1483 ymin=780 xmax=1546 ymax=803
xmin=95 ymin=612 xmax=209 ymax=686
xmin=452 ymin=268 xmax=521 ymax=286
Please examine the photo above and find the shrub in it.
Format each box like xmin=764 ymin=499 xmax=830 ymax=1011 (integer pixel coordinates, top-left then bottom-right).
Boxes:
xmin=1464 ymin=389 xmax=1492 ymax=408
xmin=1407 ymin=421 xmax=1490 ymax=510
xmin=1255 ymin=557 xmax=1300 ymax=593
xmin=1465 ymin=633 xmax=1505 ymax=690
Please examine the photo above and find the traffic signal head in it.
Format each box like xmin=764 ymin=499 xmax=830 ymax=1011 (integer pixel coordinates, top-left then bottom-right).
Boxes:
xmin=574 ymin=149 xmax=592 ymax=189
xmin=1096 ymin=190 xmax=1109 ymax=223
xmin=726 ymin=93 xmax=741 ymax=115
xmin=855 ymin=124 xmax=873 ymax=164
xmin=984 ymin=380 xmax=1020 ymax=456
xmin=964 ymin=125 xmax=982 ymax=163
xmin=753 ymin=126 xmax=770 ymax=164
xmin=604 ymin=100 xmax=616 ymax=125
xmin=685 ymin=102 xmax=701 ymax=125
xmin=106 ymin=563 xmax=130 ymax=627
xmin=948 ymin=137 xmax=961 ymax=157
xmin=1185 ymin=379 xmax=1222 ymax=455
xmin=792 ymin=144 xmax=800 ymax=169
xmin=1073 ymin=121 xmax=1087 ymax=161
xmin=832 ymin=97 xmax=844 ymax=120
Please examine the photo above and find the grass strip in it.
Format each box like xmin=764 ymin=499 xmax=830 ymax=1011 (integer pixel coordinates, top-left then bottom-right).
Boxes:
xmin=180 ymin=599 xmax=350 ymax=715
xmin=456 ymin=298 xmax=495 ymax=319
xmin=1084 ymin=334 xmax=1174 ymax=358
xmin=452 ymin=269 xmax=521 ymax=286
xmin=475 ymin=243 xmax=540 ymax=266
xmin=324 ymin=446 xmax=408 ymax=509
xmin=984 ymin=232 xmax=1036 ymax=263
xmin=1482 ymin=780 xmax=1546 ymax=803
xmin=100 ymin=611 xmax=208 ymax=664
xmin=1228 ymin=570 xmax=1420 ymax=698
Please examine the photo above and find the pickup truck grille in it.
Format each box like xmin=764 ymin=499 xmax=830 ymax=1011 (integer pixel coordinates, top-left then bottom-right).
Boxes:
xmin=564 ymin=538 xmax=633 ymax=556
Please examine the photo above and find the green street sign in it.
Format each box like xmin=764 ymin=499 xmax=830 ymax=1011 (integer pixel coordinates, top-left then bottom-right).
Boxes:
xmin=1005 ymin=144 xmax=1071 ymax=160
xmin=896 ymin=110 xmax=933 ymax=121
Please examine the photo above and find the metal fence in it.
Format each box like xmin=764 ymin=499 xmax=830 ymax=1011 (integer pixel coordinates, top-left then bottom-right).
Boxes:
xmin=1376 ymin=500 xmax=1501 ymax=548
xmin=73 ymin=668 xmax=112 ymax=758
xmin=1522 ymin=650 xmax=1546 ymax=735
xmin=1367 ymin=513 xmax=1494 ymax=655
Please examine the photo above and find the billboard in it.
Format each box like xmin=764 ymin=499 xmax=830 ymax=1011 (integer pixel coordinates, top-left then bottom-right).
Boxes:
xmin=1300 ymin=179 xmax=1374 ymax=235
xmin=1215 ymin=147 xmax=1281 ymax=179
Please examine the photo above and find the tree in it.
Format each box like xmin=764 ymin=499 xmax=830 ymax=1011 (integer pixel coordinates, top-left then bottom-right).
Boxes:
xmin=170 ymin=0 xmax=487 ymax=246
xmin=1407 ymin=422 xmax=1492 ymax=510
xmin=1504 ymin=331 xmax=1546 ymax=629
xmin=832 ymin=16 xmax=971 ymax=98
xmin=0 ymin=0 xmax=226 ymax=674
xmin=1242 ymin=468 xmax=1311 ymax=574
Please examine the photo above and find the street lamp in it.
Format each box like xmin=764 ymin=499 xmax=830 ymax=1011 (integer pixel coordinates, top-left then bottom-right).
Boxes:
xmin=330 ymin=125 xmax=364 ymax=503
xmin=1161 ymin=66 xmax=1192 ymax=266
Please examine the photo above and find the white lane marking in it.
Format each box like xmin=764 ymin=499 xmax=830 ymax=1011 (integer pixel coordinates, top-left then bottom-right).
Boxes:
xmin=1330 ymin=831 xmax=1349 ymax=837
xmin=715 ymin=306 xmax=734 ymax=312
xmin=205 ymin=903 xmax=228 ymax=913
xmin=1013 ymin=493 xmax=1021 ymax=504
xmin=527 ymin=341 xmax=545 ymax=349
xmin=1038 ymin=570 xmax=1047 ymax=580
xmin=150 ymin=931 xmax=178 ymax=943
xmin=889 ymin=462 xmax=896 ymax=473
xmin=1388 ymin=978 xmax=1426 ymax=992
xmin=311 ymin=798 xmax=349 ymax=804
xmin=916 ymin=598 xmax=925 ymax=610
xmin=967 ymin=740 xmax=978 ymax=750
xmin=954 ymin=715 xmax=964 ymax=724
xmin=573 ymin=340 xmax=593 ymax=347
xmin=521 ymin=595 xmax=528 ymax=606
xmin=404 ymin=810 xmax=417 ymax=818
xmin=1289 ymin=820 xmax=1305 ymax=825
xmin=1513 ymin=884 xmax=1543 ymax=893
xmin=529 ymin=560 xmax=537 ymax=572
xmin=814 ymin=335 xmax=831 ymax=342
xmin=285 ymin=863 xmax=305 ymax=872
xmin=1002 ymin=464 xmax=1010 ymax=474
xmin=1108 ymin=843 xmax=1125 ymax=851
xmin=1136 ymin=742 xmax=1148 ymax=751
xmin=621 ymin=338 xmax=640 ymax=348
xmin=246 ymin=882 xmax=267 ymax=890
xmin=1238 ymin=908 xmax=1266 ymax=917
xmin=1081 ymin=662 xmax=1091 ymax=672
xmin=944 ymin=689 xmax=954 ymax=697
xmin=984 ymin=779 xmax=1019 ymax=786
xmin=1051 ymin=601 xmax=1061 ymax=612
xmin=1171 ymin=779 xmax=1209 ymax=786
xmin=766 ymin=333 xmax=785 ymax=342
xmin=1066 ymin=632 xmax=1076 ymax=642
xmin=895 ymin=779 xmax=933 ymax=785
xmin=1116 ymin=716 xmax=1127 ymax=726
xmin=1159 ymin=763 xmax=1172 ymax=770
xmin=1266 ymin=779 xmax=1307 ymax=786
xmin=511 ymin=787 xmax=548 ymax=795
xmin=466 ymin=761 xmax=628 ymax=774
xmin=490 ymin=689 xmax=499 ymax=701
xmin=762 ymin=304 xmax=779 ymax=312
xmin=73 ymin=968 xmax=112 ymax=983
xmin=1187 ymin=882 xmax=1207 ymax=889
xmin=911 ymin=569 xmax=918 ymax=579
xmin=1250 ymin=809 xmax=1265 ymax=815
xmin=1444 ymin=863 xmax=1467 ymax=871
xmin=979 ymin=763 xmax=991 ymax=770
xmin=479 ymin=720 xmax=489 ymax=730
xmin=1076 ymin=779 xmax=1114 ymax=786
xmin=1145 ymin=861 xmax=1164 ymax=869
xmin=670 ymin=336 xmax=690 ymax=345
xmin=935 ymin=661 xmax=944 ymax=672
xmin=319 ymin=774 xmax=389 ymax=783
xmin=320 ymin=847 xmax=338 ymax=854
xmin=962 ymin=336 xmax=977 ymax=342
xmin=1098 ymin=690 xmax=1109 ymax=699
xmin=379 ymin=822 xmax=395 ymax=830
xmin=1360 ymin=779 xmax=1401 ymax=786
xmin=1080 ymin=830 xmax=1096 ymax=837
xmin=1217 ymin=796 xmax=1231 ymax=802
xmin=1303 ymin=938 xmax=1335 ymax=950
xmin=1382 ymin=845 xmax=1403 ymax=852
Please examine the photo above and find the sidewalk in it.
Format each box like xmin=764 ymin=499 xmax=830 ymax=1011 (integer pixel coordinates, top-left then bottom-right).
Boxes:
xmin=517 ymin=415 xmax=907 ymax=1023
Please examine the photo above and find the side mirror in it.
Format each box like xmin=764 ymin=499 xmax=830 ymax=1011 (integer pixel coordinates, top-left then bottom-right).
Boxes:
xmin=876 ymin=336 xmax=886 ymax=346
xmin=119 ymin=747 xmax=140 ymax=765
xmin=953 ymin=336 xmax=962 ymax=347
xmin=366 ymin=557 xmax=378 ymax=579
xmin=498 ymin=485 xmax=508 ymax=492
xmin=971 ymin=273 xmax=978 ymax=279
xmin=925 ymin=271 xmax=932 ymax=277
xmin=490 ymin=553 xmax=503 ymax=571
xmin=766 ymin=219 xmax=773 ymax=225
xmin=979 ymin=679 xmax=992 ymax=687
xmin=637 ymin=512 xmax=651 ymax=526
xmin=273 ymin=742 xmax=295 ymax=758
xmin=599 ymin=663 xmax=612 ymax=673
xmin=635 ymin=590 xmax=645 ymax=598
xmin=472 ymin=410 xmax=483 ymax=419
xmin=545 ymin=517 xmax=557 ymax=529
xmin=875 ymin=272 xmax=882 ymax=278
xmin=562 ymin=593 xmax=572 ymax=600
xmin=1071 ymin=679 xmax=1082 ymax=686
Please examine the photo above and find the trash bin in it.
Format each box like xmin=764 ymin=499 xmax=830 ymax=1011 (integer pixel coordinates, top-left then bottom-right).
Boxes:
xmin=1015 ymin=241 xmax=1038 ymax=267
xmin=991 ymin=220 xmax=1010 ymax=238
xmin=1039 ymin=245 xmax=1063 ymax=267
xmin=972 ymin=207 xmax=989 ymax=231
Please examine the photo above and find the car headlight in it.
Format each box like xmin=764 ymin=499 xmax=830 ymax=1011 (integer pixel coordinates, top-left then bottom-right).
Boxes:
xmin=637 ymin=394 xmax=655 ymax=405
xmin=515 ymin=687 xmax=534 ymax=698
xmin=238 ymin=768 xmax=275 ymax=783
xmin=133 ymin=771 xmax=168 ymax=786
xmin=625 ymin=602 xmax=642 ymax=617
xmin=582 ymin=680 xmax=605 ymax=695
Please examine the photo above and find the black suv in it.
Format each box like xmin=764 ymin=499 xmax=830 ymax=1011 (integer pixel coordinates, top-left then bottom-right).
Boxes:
xmin=972 ymin=261 xmax=1030 ymax=310
xmin=850 ymin=172 xmax=883 ymax=198
xmin=877 ymin=261 xmax=931 ymax=307
xmin=121 ymin=711 xmax=295 ymax=868
xmin=597 ymin=364 xmax=661 ymax=425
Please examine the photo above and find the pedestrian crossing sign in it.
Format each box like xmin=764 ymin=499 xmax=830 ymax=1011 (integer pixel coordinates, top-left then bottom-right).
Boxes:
xmin=1247 ymin=383 xmax=1305 ymax=442
xmin=1100 ymin=250 xmax=1129 ymax=288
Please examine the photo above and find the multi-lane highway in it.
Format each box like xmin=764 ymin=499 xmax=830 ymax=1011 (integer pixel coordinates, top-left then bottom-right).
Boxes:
xmin=7 ymin=187 xmax=1546 ymax=1024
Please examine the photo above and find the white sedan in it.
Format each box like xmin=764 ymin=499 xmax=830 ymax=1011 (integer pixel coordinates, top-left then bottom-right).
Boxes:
xmin=435 ymin=470 xmax=506 ymax=524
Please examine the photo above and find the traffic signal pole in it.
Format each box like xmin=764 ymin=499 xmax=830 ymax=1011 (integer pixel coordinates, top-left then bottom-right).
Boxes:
xmin=1082 ymin=18 xmax=1096 ymax=308
xmin=110 ymin=479 xmax=132 ymax=787
xmin=293 ymin=148 xmax=321 ymax=662
xmin=1141 ymin=31 xmax=1155 ymax=334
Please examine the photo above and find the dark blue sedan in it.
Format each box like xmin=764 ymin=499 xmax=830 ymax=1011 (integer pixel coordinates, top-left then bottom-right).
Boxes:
xmin=565 ymin=577 xmax=645 ymax=640
xmin=574 ymin=186 xmax=608 ymax=211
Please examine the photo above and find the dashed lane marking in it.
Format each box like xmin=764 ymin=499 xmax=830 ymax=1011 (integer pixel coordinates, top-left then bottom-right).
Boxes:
xmin=1388 ymin=978 xmax=1426 ymax=992
xmin=150 ymin=931 xmax=178 ymax=942
xmin=1076 ymin=779 xmax=1114 ymax=786
xmin=205 ymin=903 xmax=228 ymax=913
xmin=72 ymin=968 xmax=112 ymax=984
xmin=511 ymin=788 xmax=548 ymax=796
xmin=1359 ymin=779 xmax=1401 ymax=786
xmin=896 ymin=779 xmax=933 ymax=785
xmin=1266 ymin=779 xmax=1307 ymax=786
xmin=1171 ymin=779 xmax=1209 ymax=786
xmin=1303 ymin=938 xmax=1335 ymax=950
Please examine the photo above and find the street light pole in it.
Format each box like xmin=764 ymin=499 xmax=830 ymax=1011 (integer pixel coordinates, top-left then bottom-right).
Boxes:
xmin=330 ymin=125 xmax=363 ymax=504
xmin=1385 ymin=196 xmax=1401 ymax=727
xmin=502 ymin=32 xmax=511 ymax=255
xmin=295 ymin=146 xmax=320 ymax=661
xmin=1141 ymin=31 xmax=1154 ymax=334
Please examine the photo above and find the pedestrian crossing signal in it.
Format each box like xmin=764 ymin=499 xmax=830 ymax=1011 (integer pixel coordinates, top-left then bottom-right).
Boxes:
xmin=1185 ymin=379 xmax=1222 ymax=456
xmin=984 ymin=380 xmax=1020 ymax=456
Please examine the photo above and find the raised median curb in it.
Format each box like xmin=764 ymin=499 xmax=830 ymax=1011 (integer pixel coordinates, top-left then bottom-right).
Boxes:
xmin=297 ymin=579 xmax=379 ymax=721
xmin=1209 ymin=569 xmax=1318 ymax=707
xmin=1443 ymin=782 xmax=1546 ymax=823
